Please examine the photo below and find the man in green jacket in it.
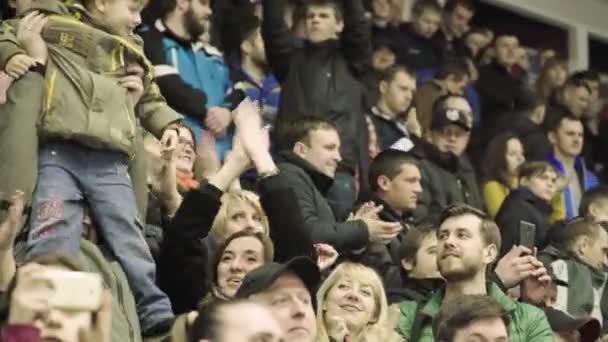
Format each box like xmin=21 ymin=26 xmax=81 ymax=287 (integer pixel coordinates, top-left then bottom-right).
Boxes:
xmin=397 ymin=204 xmax=553 ymax=341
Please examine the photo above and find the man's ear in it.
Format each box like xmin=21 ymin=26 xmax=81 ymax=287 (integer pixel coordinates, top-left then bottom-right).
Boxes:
xmin=293 ymin=141 xmax=307 ymax=158
xmin=547 ymin=131 xmax=557 ymax=146
xmin=176 ymin=0 xmax=190 ymax=12
xmin=401 ymin=257 xmax=414 ymax=272
xmin=335 ymin=20 xmax=344 ymax=34
xmin=589 ymin=203 xmax=599 ymax=219
xmin=92 ymin=0 xmax=107 ymax=13
xmin=576 ymin=236 xmax=590 ymax=257
xmin=482 ymin=244 xmax=498 ymax=265
xmin=377 ymin=175 xmax=391 ymax=192
xmin=379 ymin=80 xmax=389 ymax=95
xmin=241 ymin=39 xmax=252 ymax=56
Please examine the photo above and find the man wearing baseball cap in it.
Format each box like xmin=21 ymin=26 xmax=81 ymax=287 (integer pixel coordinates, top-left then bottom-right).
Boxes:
xmin=544 ymin=307 xmax=601 ymax=342
xmin=235 ymin=256 xmax=321 ymax=342
xmin=411 ymin=94 xmax=483 ymax=224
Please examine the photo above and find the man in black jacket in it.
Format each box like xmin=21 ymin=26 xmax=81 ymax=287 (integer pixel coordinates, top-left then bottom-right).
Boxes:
xmin=476 ymin=34 xmax=528 ymax=128
xmin=398 ymin=0 xmax=442 ymax=71
xmin=357 ymin=149 xmax=422 ymax=287
xmin=262 ymin=0 xmax=371 ymax=219
xmin=495 ymin=161 xmax=558 ymax=257
xmin=275 ymin=116 xmax=402 ymax=254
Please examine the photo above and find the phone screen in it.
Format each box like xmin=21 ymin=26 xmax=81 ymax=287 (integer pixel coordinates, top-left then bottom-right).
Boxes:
xmin=519 ymin=221 xmax=536 ymax=251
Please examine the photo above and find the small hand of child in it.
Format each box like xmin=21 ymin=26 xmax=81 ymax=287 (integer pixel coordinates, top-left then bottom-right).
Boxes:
xmin=16 ymin=12 xmax=48 ymax=64
xmin=0 ymin=72 xmax=15 ymax=104
xmin=119 ymin=75 xmax=144 ymax=104
xmin=4 ymin=54 xmax=36 ymax=79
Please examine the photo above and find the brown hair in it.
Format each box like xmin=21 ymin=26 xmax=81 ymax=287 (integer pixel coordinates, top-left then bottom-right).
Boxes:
xmin=482 ymin=132 xmax=521 ymax=188
xmin=398 ymin=224 xmax=437 ymax=263
xmin=306 ymin=0 xmax=343 ymax=22
xmin=210 ymin=229 xmax=274 ymax=286
xmin=518 ymin=161 xmax=557 ymax=181
xmin=433 ymin=295 xmax=510 ymax=342
xmin=276 ymin=116 xmax=337 ymax=151
xmin=439 ymin=204 xmax=501 ymax=252
xmin=550 ymin=216 xmax=603 ymax=250
xmin=412 ymin=0 xmax=442 ymax=17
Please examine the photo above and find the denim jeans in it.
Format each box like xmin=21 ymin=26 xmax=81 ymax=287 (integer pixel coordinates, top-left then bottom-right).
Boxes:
xmin=26 ymin=142 xmax=173 ymax=333
xmin=326 ymin=170 xmax=357 ymax=221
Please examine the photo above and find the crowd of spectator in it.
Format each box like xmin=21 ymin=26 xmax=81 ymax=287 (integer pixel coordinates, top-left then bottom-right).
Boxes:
xmin=1 ymin=0 xmax=608 ymax=341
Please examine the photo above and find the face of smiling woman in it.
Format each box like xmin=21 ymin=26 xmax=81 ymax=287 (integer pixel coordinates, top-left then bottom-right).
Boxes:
xmin=322 ymin=273 xmax=379 ymax=336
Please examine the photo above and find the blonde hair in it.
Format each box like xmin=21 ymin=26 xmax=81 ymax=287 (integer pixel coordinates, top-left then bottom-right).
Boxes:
xmin=210 ymin=190 xmax=270 ymax=239
xmin=316 ymin=263 xmax=399 ymax=342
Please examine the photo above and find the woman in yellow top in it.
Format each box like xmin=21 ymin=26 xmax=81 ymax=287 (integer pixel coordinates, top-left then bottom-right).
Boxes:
xmin=482 ymin=133 xmax=526 ymax=218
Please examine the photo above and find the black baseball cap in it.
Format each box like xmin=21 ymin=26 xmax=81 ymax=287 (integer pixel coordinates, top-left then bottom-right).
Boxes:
xmin=235 ymin=256 xmax=321 ymax=299
xmin=544 ymin=307 xmax=601 ymax=342
xmin=431 ymin=108 xmax=471 ymax=132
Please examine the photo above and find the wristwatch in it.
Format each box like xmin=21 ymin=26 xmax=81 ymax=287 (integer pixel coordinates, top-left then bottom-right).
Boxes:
xmin=257 ymin=167 xmax=280 ymax=180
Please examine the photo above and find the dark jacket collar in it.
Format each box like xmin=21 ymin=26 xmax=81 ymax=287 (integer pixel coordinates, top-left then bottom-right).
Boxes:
xmin=363 ymin=193 xmax=413 ymax=224
xmin=277 ymin=151 xmax=334 ymax=194
xmin=156 ymin=19 xmax=197 ymax=46
xmin=410 ymin=137 xmax=461 ymax=172
xmin=513 ymin=187 xmax=553 ymax=215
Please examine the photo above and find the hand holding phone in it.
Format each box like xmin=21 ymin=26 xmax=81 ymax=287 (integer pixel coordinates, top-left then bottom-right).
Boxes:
xmin=33 ymin=270 xmax=103 ymax=312
xmin=519 ymin=221 xmax=536 ymax=251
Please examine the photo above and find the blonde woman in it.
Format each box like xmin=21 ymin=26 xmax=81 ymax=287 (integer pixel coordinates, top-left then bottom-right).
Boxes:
xmin=316 ymin=262 xmax=401 ymax=342
xmin=210 ymin=190 xmax=269 ymax=240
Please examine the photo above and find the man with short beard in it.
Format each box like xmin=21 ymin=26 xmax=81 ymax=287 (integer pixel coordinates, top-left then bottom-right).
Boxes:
xmin=140 ymin=0 xmax=234 ymax=159
xmin=396 ymin=204 xmax=553 ymax=341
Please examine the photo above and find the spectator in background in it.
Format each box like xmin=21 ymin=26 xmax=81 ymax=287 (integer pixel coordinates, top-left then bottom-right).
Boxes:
xmin=370 ymin=0 xmax=402 ymax=46
xmin=262 ymin=0 xmax=372 ymax=218
xmin=547 ymin=115 xmax=599 ymax=220
xmin=538 ymin=217 xmax=608 ymax=329
xmin=495 ymin=161 xmax=558 ymax=257
xmin=190 ymin=300 xmax=284 ymax=342
xmin=579 ymin=186 xmax=608 ymax=222
xmin=433 ymin=295 xmax=510 ymax=342
xmin=463 ymin=27 xmax=493 ymax=60
xmin=433 ymin=0 xmax=474 ymax=59
xmin=571 ymin=70 xmax=605 ymax=175
xmin=482 ymin=133 xmax=526 ymax=218
xmin=397 ymin=204 xmax=553 ymax=341
xmin=388 ymin=224 xmax=444 ymax=304
xmin=315 ymin=262 xmax=402 ymax=341
xmin=476 ymin=34 xmax=529 ymax=128
xmin=398 ymin=0 xmax=442 ymax=71
xmin=274 ymin=116 xmax=402 ymax=253
xmin=357 ymin=150 xmax=422 ymax=288
xmin=219 ymin=3 xmax=281 ymax=129
xmin=363 ymin=38 xmax=399 ymax=107
xmin=366 ymin=65 xmax=418 ymax=155
xmin=535 ymin=57 xmax=568 ymax=101
xmin=484 ymin=91 xmax=550 ymax=162
xmin=414 ymin=58 xmax=470 ymax=137
xmin=139 ymin=0 xmax=234 ymax=158
xmin=544 ymin=77 xmax=592 ymax=131
xmin=412 ymin=95 xmax=483 ymax=224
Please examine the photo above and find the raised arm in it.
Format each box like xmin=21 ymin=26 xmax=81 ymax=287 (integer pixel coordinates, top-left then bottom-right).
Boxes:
xmin=261 ymin=0 xmax=295 ymax=83
xmin=339 ymin=0 xmax=371 ymax=78
xmin=140 ymin=28 xmax=209 ymax=120
xmin=158 ymin=144 xmax=250 ymax=314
